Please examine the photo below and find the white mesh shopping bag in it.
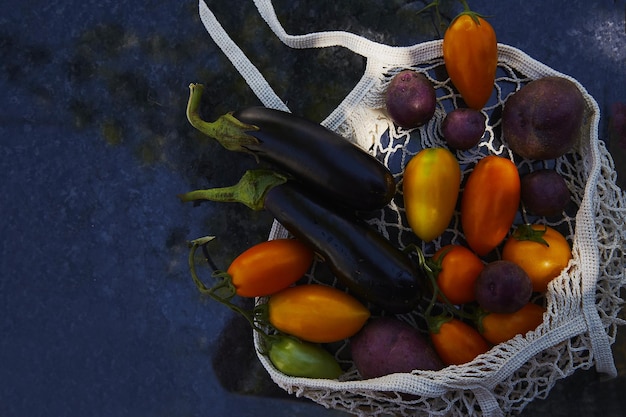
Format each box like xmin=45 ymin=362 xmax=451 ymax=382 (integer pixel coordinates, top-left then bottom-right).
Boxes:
xmin=197 ymin=1 xmax=626 ymax=416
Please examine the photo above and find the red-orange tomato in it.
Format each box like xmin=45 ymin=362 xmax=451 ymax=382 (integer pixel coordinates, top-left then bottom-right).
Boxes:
xmin=443 ymin=13 xmax=498 ymax=110
xmin=430 ymin=317 xmax=491 ymax=366
xmin=268 ymin=284 xmax=371 ymax=343
xmin=432 ymin=245 xmax=484 ymax=305
xmin=479 ymin=303 xmax=546 ymax=345
xmin=227 ymin=238 xmax=314 ymax=297
xmin=461 ymin=155 xmax=520 ymax=256
xmin=502 ymin=224 xmax=573 ymax=292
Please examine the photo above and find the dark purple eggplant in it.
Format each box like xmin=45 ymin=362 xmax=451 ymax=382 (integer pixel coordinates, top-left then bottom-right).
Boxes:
xmin=178 ymin=170 xmax=424 ymax=314
xmin=186 ymin=83 xmax=395 ymax=211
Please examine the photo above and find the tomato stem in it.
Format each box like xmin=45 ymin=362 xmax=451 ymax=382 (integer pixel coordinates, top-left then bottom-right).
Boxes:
xmin=188 ymin=237 xmax=267 ymax=334
xmin=511 ymin=223 xmax=550 ymax=247
xmin=473 ymin=307 xmax=490 ymax=334
xmin=186 ymin=237 xmax=315 ymax=364
xmin=455 ymin=0 xmax=488 ymax=25
xmin=186 ymin=83 xmax=260 ymax=153
xmin=200 ymin=243 xmax=220 ymax=272
xmin=427 ymin=312 xmax=453 ymax=334
xmin=405 ymin=243 xmax=478 ymax=323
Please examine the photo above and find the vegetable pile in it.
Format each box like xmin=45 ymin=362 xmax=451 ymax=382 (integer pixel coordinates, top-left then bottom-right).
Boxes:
xmin=179 ymin=1 xmax=585 ymax=381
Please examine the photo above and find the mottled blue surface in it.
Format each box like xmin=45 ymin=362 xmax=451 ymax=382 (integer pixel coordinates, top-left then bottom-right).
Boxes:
xmin=1 ymin=1 xmax=625 ymax=416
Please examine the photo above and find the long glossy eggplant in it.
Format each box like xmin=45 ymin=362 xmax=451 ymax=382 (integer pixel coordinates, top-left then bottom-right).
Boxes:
xmin=186 ymin=83 xmax=395 ymax=211
xmin=179 ymin=170 xmax=424 ymax=314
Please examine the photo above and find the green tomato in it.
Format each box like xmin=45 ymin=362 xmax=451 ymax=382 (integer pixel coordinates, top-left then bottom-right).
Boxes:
xmin=267 ymin=335 xmax=342 ymax=379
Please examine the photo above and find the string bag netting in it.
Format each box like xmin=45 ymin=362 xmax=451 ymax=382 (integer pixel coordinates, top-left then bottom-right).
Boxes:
xmin=197 ymin=1 xmax=626 ymax=416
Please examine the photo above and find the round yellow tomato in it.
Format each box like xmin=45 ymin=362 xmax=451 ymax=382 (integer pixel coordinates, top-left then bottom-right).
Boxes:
xmin=502 ymin=224 xmax=572 ymax=292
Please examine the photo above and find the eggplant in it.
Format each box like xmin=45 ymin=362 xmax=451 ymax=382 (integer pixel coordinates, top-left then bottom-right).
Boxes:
xmin=186 ymin=83 xmax=395 ymax=211
xmin=179 ymin=170 xmax=424 ymax=314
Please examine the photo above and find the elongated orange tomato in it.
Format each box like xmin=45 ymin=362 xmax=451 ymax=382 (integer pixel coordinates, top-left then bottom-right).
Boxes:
xmin=268 ymin=284 xmax=370 ymax=343
xmin=443 ymin=11 xmax=498 ymax=110
xmin=227 ymin=238 xmax=313 ymax=297
xmin=403 ymin=147 xmax=461 ymax=242
xmin=430 ymin=317 xmax=490 ymax=366
xmin=479 ymin=303 xmax=545 ymax=345
xmin=461 ymin=155 xmax=520 ymax=256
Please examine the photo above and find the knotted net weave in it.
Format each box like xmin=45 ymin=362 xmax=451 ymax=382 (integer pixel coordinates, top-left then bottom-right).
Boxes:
xmin=198 ymin=1 xmax=626 ymax=416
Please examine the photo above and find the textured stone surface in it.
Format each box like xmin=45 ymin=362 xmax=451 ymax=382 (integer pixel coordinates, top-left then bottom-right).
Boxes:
xmin=1 ymin=1 xmax=625 ymax=416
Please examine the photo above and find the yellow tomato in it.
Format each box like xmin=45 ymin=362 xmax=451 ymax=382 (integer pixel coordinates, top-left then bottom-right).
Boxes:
xmin=268 ymin=284 xmax=370 ymax=343
xmin=502 ymin=224 xmax=572 ymax=292
xmin=403 ymin=147 xmax=461 ymax=242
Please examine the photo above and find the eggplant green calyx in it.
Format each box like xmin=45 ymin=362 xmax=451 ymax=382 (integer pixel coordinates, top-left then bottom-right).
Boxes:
xmin=177 ymin=169 xmax=288 ymax=211
xmin=512 ymin=224 xmax=550 ymax=247
xmin=186 ymin=83 xmax=260 ymax=152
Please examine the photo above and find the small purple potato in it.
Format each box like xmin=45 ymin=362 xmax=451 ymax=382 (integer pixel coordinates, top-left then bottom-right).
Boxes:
xmin=385 ymin=70 xmax=436 ymax=129
xmin=521 ymin=169 xmax=571 ymax=216
xmin=502 ymin=76 xmax=585 ymax=160
xmin=441 ymin=108 xmax=486 ymax=150
xmin=475 ymin=260 xmax=533 ymax=314
xmin=350 ymin=317 xmax=443 ymax=379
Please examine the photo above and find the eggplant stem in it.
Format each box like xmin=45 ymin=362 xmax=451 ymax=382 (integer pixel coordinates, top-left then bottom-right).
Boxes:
xmin=186 ymin=83 xmax=260 ymax=152
xmin=177 ymin=169 xmax=288 ymax=211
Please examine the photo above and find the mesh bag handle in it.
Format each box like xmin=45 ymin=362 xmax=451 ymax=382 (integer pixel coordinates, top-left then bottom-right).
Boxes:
xmin=198 ymin=0 xmax=290 ymax=113
xmin=196 ymin=1 xmax=626 ymax=416
xmin=199 ymin=0 xmax=440 ymax=133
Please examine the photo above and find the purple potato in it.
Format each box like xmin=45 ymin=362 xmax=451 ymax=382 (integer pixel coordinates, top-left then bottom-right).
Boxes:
xmin=475 ymin=260 xmax=533 ymax=314
xmin=521 ymin=169 xmax=571 ymax=216
xmin=350 ymin=317 xmax=443 ymax=379
xmin=502 ymin=76 xmax=585 ymax=160
xmin=441 ymin=108 xmax=486 ymax=150
xmin=385 ymin=70 xmax=436 ymax=129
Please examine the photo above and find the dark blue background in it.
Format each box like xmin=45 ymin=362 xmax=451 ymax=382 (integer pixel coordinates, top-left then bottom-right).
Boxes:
xmin=1 ymin=1 xmax=625 ymax=416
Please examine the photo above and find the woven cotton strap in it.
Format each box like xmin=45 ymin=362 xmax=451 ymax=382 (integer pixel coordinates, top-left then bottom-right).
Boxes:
xmin=198 ymin=0 xmax=441 ymax=131
xmin=251 ymin=0 xmax=446 ymax=132
xmin=576 ymin=123 xmax=618 ymax=376
xmin=198 ymin=0 xmax=290 ymax=112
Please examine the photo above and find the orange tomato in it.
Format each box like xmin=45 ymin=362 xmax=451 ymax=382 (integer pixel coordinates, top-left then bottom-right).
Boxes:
xmin=502 ymin=224 xmax=572 ymax=292
xmin=267 ymin=284 xmax=370 ymax=343
xmin=432 ymin=244 xmax=484 ymax=305
xmin=227 ymin=238 xmax=314 ymax=297
xmin=479 ymin=303 xmax=546 ymax=344
xmin=443 ymin=11 xmax=498 ymax=110
xmin=430 ymin=317 xmax=490 ymax=366
xmin=461 ymin=155 xmax=520 ymax=256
